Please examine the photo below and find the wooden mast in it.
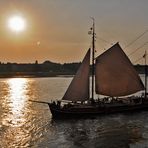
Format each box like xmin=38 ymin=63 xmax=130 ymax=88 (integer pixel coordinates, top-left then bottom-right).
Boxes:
xmin=91 ymin=17 xmax=95 ymax=100
xmin=145 ymin=50 xmax=147 ymax=99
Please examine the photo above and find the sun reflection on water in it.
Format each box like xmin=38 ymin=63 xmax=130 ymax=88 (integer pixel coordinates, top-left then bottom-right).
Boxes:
xmin=2 ymin=78 xmax=29 ymax=127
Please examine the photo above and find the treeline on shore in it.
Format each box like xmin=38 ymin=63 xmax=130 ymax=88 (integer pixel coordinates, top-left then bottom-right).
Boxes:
xmin=0 ymin=61 xmax=80 ymax=78
xmin=0 ymin=60 xmax=147 ymax=78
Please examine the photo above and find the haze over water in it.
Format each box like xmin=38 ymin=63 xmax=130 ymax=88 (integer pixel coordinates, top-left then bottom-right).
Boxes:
xmin=1 ymin=77 xmax=148 ymax=148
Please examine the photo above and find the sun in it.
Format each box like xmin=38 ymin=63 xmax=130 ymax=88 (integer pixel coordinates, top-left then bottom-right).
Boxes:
xmin=7 ymin=15 xmax=26 ymax=33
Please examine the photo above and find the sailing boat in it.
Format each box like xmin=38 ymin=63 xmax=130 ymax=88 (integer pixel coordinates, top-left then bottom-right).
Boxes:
xmin=48 ymin=21 xmax=148 ymax=119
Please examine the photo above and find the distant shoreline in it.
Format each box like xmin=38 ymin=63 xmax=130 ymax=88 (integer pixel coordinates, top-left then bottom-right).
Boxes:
xmin=0 ymin=74 xmax=74 ymax=78
xmin=0 ymin=63 xmax=147 ymax=78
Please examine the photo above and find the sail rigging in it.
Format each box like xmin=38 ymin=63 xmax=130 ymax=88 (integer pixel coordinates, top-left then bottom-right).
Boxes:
xmin=95 ymin=43 xmax=144 ymax=97
xmin=62 ymin=49 xmax=90 ymax=101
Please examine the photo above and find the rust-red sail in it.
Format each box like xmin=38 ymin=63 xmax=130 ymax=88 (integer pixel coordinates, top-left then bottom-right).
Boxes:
xmin=95 ymin=43 xmax=144 ymax=97
xmin=62 ymin=49 xmax=90 ymax=101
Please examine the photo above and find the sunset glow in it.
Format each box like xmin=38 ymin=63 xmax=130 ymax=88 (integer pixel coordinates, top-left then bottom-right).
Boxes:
xmin=0 ymin=1 xmax=148 ymax=64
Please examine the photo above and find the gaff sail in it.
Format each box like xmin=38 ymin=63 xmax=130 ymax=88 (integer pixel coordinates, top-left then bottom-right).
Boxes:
xmin=62 ymin=49 xmax=90 ymax=101
xmin=95 ymin=43 xmax=144 ymax=97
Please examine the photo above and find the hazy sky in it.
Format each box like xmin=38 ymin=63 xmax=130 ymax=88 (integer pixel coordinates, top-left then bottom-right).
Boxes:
xmin=0 ymin=0 xmax=148 ymax=64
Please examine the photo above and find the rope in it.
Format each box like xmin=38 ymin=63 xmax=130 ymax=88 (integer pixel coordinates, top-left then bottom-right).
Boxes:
xmin=128 ymin=42 xmax=148 ymax=57
xmin=124 ymin=30 xmax=148 ymax=49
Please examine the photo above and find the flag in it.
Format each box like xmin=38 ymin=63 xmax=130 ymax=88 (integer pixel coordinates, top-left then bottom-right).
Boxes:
xmin=88 ymin=31 xmax=92 ymax=35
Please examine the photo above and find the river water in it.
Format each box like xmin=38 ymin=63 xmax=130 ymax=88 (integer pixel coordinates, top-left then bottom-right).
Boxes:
xmin=0 ymin=77 xmax=148 ymax=148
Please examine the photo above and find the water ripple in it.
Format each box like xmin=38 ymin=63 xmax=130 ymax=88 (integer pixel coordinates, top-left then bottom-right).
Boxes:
xmin=0 ymin=77 xmax=148 ymax=148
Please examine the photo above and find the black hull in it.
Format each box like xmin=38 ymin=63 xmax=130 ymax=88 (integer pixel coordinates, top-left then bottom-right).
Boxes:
xmin=48 ymin=102 xmax=148 ymax=119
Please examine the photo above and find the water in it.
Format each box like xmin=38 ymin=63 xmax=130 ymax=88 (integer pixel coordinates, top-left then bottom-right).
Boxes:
xmin=0 ymin=77 xmax=148 ymax=148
